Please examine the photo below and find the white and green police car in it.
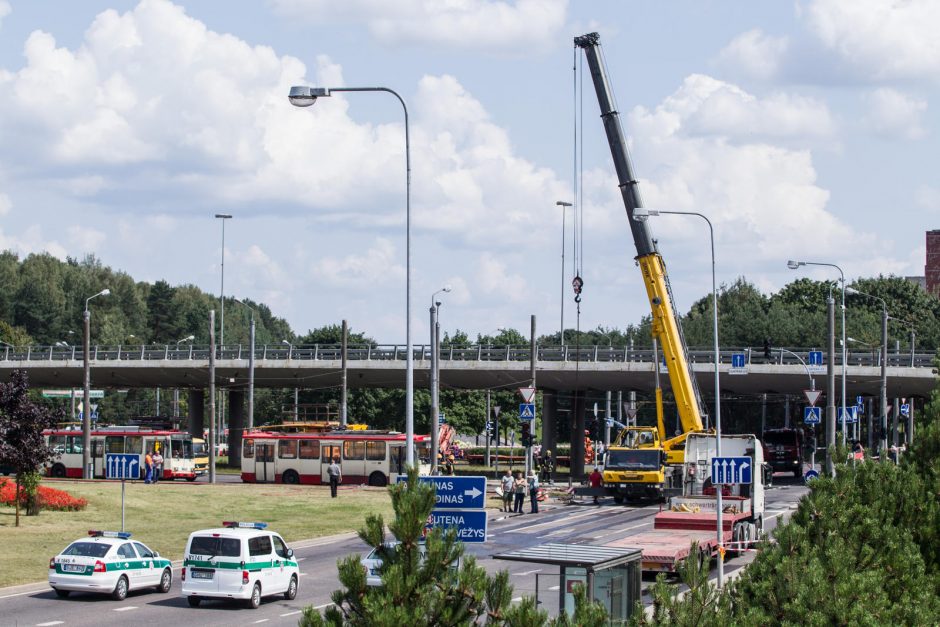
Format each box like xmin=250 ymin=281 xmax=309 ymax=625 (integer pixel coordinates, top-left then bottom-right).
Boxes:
xmin=181 ymin=522 xmax=299 ymax=609
xmin=48 ymin=531 xmax=172 ymax=600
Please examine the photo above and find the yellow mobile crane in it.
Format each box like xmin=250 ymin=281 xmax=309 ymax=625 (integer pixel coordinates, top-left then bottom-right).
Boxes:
xmin=575 ymin=33 xmax=707 ymax=502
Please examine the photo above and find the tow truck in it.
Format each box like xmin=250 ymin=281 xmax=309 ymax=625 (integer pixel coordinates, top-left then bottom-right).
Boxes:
xmin=573 ymin=32 xmax=706 ymax=502
xmin=606 ymin=433 xmax=768 ymax=572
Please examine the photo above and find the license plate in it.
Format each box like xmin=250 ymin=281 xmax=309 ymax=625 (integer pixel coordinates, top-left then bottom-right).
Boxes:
xmin=62 ymin=564 xmax=85 ymax=573
xmin=191 ymin=570 xmax=214 ymax=580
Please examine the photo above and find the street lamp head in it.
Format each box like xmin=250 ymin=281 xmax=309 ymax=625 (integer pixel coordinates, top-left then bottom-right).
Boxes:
xmin=556 ymin=201 xmax=572 ymax=207
xmin=288 ymin=86 xmax=332 ymax=107
xmin=631 ymin=208 xmax=659 ymax=222
xmin=442 ymin=285 xmax=452 ymax=293
xmin=100 ymin=288 xmax=111 ymax=297
xmin=215 ymin=214 xmax=232 ymax=219
xmin=281 ymin=339 xmax=291 ymax=346
xmin=786 ymin=260 xmax=803 ymax=269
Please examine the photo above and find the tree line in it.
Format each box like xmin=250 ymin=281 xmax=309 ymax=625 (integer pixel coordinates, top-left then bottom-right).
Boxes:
xmin=1 ymin=251 xmax=937 ymax=437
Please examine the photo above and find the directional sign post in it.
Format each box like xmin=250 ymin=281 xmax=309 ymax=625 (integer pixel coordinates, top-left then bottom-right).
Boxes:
xmin=711 ymin=456 xmax=752 ymax=485
xmin=807 ymin=350 xmax=825 ymax=374
xmin=804 ymin=406 xmax=821 ymax=425
xmin=106 ymin=453 xmax=140 ymax=533
xmin=729 ymin=353 xmax=747 ymax=375
xmin=397 ymin=475 xmax=488 ymax=542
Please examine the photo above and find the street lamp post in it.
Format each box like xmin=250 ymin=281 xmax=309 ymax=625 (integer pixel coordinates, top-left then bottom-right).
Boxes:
xmin=556 ymin=201 xmax=572 ymax=347
xmin=174 ymin=335 xmax=195 ymax=419
xmin=235 ymin=299 xmax=256 ymax=430
xmin=83 ymin=288 xmax=110 ymax=478
xmin=289 ymin=84 xmax=414 ymax=465
xmin=788 ymin=260 xmax=847 ymax=448
xmin=845 ymin=287 xmax=888 ymax=455
xmin=430 ymin=286 xmax=452 ymax=475
xmin=215 ymin=214 xmax=232 ymax=464
xmin=633 ymin=208 xmax=724 ymax=587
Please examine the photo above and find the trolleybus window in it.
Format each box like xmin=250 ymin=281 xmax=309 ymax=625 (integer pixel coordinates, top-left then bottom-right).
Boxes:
xmin=366 ymin=441 xmax=386 ymax=461
xmin=106 ymin=436 xmax=124 ymax=454
xmin=171 ymin=437 xmax=193 ymax=459
xmin=279 ymin=440 xmax=298 ymax=459
xmin=344 ymin=441 xmax=365 ymax=461
xmin=48 ymin=435 xmax=66 ymax=454
xmin=125 ymin=436 xmax=143 ymax=454
xmin=299 ymin=439 xmax=320 ymax=459
xmin=243 ymin=440 xmax=254 ymax=459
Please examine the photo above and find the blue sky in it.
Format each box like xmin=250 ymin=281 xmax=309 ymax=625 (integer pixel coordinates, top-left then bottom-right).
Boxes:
xmin=0 ymin=0 xmax=937 ymax=344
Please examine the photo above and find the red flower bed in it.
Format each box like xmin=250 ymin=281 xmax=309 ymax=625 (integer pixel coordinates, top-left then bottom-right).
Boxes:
xmin=0 ymin=480 xmax=88 ymax=511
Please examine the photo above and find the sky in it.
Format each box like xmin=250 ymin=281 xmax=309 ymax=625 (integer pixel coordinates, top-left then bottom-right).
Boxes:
xmin=0 ymin=0 xmax=937 ymax=345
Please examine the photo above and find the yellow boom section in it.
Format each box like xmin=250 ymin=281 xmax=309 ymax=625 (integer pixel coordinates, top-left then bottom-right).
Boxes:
xmin=638 ymin=253 xmax=704 ymax=434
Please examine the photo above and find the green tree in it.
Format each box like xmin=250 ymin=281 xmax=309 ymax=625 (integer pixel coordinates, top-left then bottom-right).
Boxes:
xmin=146 ymin=279 xmax=182 ymax=343
xmin=0 ymin=371 xmax=63 ymax=524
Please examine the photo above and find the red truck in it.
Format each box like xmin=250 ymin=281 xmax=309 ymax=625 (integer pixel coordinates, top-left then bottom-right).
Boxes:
xmin=606 ymin=433 xmax=768 ymax=573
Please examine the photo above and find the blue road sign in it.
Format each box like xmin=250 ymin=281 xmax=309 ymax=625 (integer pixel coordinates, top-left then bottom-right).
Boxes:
xmin=838 ymin=406 xmax=858 ymax=424
xmin=425 ymin=509 xmax=487 ymax=543
xmin=519 ymin=403 xmax=535 ymax=421
xmin=808 ymin=350 xmax=824 ymax=366
xmin=438 ymin=412 xmax=446 ymax=426
xmin=900 ymin=403 xmax=910 ymax=417
xmin=106 ymin=453 xmax=140 ymax=480
xmin=397 ymin=475 xmax=487 ymax=509
xmin=804 ymin=470 xmax=820 ymax=483
xmin=711 ymin=456 xmax=753 ymax=484
xmin=804 ymin=406 xmax=822 ymax=425
xmin=731 ymin=353 xmax=746 ymax=368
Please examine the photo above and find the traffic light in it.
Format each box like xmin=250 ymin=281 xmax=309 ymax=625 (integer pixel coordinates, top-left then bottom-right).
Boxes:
xmin=763 ymin=338 xmax=772 ymax=359
xmin=520 ymin=422 xmax=532 ymax=447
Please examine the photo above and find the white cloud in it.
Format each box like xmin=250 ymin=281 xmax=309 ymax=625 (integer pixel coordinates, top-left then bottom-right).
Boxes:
xmin=0 ymin=224 xmax=67 ymax=259
xmin=804 ymin=0 xmax=940 ymax=81
xmin=637 ymin=74 xmax=835 ymax=142
xmin=715 ymin=29 xmax=789 ymax=81
xmin=67 ymin=225 xmax=106 ymax=252
xmin=863 ymin=88 xmax=927 ymax=140
xmin=311 ymin=238 xmax=405 ymax=287
xmin=271 ymin=0 xmax=567 ymax=53
xmin=475 ymin=253 xmax=526 ymax=303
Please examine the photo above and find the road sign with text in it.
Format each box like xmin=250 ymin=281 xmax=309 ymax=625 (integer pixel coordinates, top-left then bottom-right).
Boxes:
xmin=424 ymin=509 xmax=487 ymax=543
xmin=398 ymin=475 xmax=486 ymax=509
xmin=807 ymin=351 xmax=825 ymax=373
xmin=711 ymin=456 xmax=752 ymax=485
xmin=729 ymin=353 xmax=747 ymax=375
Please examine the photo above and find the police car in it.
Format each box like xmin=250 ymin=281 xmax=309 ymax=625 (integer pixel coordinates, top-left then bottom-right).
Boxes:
xmin=181 ymin=522 xmax=298 ymax=609
xmin=48 ymin=531 xmax=172 ymax=600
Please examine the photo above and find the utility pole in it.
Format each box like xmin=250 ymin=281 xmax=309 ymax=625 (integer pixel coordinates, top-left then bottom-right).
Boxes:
xmin=527 ymin=315 xmax=536 ymax=478
xmin=341 ymin=319 xmax=348 ymax=427
xmin=208 ymin=310 xmax=216 ymax=484
xmin=826 ymin=296 xmax=836 ymax=477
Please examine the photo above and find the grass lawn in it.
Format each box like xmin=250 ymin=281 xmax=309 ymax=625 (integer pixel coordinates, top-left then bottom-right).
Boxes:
xmin=0 ymin=478 xmax=393 ymax=588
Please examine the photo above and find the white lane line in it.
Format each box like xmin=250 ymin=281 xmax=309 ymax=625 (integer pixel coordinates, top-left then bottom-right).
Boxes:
xmin=114 ymin=606 xmax=138 ymax=612
xmin=299 ymin=572 xmax=307 ymax=576
xmin=314 ymin=602 xmax=333 ymax=610
xmin=280 ymin=610 xmax=303 ymax=617
xmin=591 ymin=520 xmax=653 ymax=539
xmin=548 ymin=585 xmax=560 ymax=591
xmin=516 ymin=569 xmax=542 ymax=576
xmin=252 ymin=619 xmax=269 ymax=624
xmin=764 ymin=509 xmax=787 ymax=521
xmin=297 ymin=557 xmax=307 ymax=561
xmin=0 ymin=589 xmax=47 ymax=600
xmin=511 ymin=597 xmax=523 ymax=602
xmin=36 ymin=622 xmax=65 ymax=626
xmin=508 ymin=509 xmax=604 ymax=533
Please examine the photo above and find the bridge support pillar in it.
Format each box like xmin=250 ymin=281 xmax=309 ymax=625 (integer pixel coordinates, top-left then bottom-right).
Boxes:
xmin=188 ymin=389 xmax=205 ymax=439
xmin=571 ymin=391 xmax=586 ymax=480
xmin=229 ymin=391 xmax=244 ymax=468
xmin=542 ymin=391 xmax=557 ymax=478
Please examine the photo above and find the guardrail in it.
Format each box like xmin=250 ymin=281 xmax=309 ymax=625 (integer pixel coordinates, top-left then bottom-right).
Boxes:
xmin=0 ymin=344 xmax=933 ymax=368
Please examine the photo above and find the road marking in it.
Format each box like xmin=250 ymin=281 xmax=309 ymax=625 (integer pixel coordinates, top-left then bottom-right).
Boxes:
xmin=516 ymin=569 xmax=541 ymax=576
xmin=0 ymin=589 xmax=44 ymax=600
xmin=764 ymin=509 xmax=787 ymax=521
xmin=314 ymin=602 xmax=333 ymax=610
xmin=591 ymin=520 xmax=653 ymax=539
xmin=509 ymin=509 xmax=611 ymax=533
xmin=281 ymin=610 xmax=303 ymax=617
xmin=36 ymin=622 xmax=64 ymax=626
xmin=114 ymin=606 xmax=138 ymax=611
xmin=512 ymin=597 xmax=523 ymax=602
xmin=252 ymin=619 xmax=269 ymax=624
xmin=299 ymin=572 xmax=307 ymax=576
xmin=297 ymin=557 xmax=306 ymax=561
xmin=548 ymin=585 xmax=560 ymax=591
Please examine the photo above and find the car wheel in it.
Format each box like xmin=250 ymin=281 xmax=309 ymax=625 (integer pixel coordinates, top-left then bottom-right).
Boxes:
xmin=156 ymin=567 xmax=172 ymax=593
xmin=53 ymin=588 xmax=70 ymax=598
xmin=284 ymin=575 xmax=298 ymax=600
xmin=112 ymin=575 xmax=128 ymax=601
xmin=613 ymin=495 xmax=624 ymax=504
xmin=247 ymin=582 xmax=261 ymax=609
xmin=51 ymin=463 xmax=67 ymax=478
xmin=187 ymin=596 xmax=201 ymax=607
xmin=282 ymin=470 xmax=300 ymax=485
xmin=368 ymin=471 xmax=388 ymax=487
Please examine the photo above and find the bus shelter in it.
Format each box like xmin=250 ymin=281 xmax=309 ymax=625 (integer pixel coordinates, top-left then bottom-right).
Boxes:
xmin=494 ymin=543 xmax=642 ymax=621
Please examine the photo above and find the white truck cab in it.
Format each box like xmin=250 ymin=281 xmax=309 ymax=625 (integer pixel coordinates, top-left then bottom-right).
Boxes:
xmin=181 ymin=522 xmax=299 ymax=609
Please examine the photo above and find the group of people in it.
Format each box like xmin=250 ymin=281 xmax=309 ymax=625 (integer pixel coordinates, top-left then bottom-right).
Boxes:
xmin=500 ymin=469 xmax=540 ymax=514
xmin=436 ymin=452 xmax=456 ymax=475
xmin=143 ymin=449 xmax=163 ymax=484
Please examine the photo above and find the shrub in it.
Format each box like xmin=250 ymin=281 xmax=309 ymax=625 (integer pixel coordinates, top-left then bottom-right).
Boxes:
xmin=0 ymin=481 xmax=88 ymax=512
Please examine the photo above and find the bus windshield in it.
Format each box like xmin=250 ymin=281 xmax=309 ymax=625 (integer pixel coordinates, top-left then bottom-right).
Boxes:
xmin=171 ymin=437 xmax=194 ymax=459
xmin=606 ymin=449 xmax=661 ymax=471
xmin=192 ymin=439 xmax=207 ymax=458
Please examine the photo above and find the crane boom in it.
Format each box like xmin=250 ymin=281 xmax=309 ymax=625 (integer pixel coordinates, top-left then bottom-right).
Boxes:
xmin=575 ymin=32 xmax=705 ymax=435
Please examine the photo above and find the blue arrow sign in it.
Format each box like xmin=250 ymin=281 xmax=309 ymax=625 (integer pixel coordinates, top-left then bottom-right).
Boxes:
xmin=804 ymin=469 xmax=820 ymax=483
xmin=804 ymin=406 xmax=821 ymax=425
xmin=438 ymin=412 xmax=446 ymax=426
xmin=519 ymin=403 xmax=535 ymax=421
xmin=106 ymin=453 xmax=140 ymax=480
xmin=425 ymin=509 xmax=487 ymax=543
xmin=808 ymin=350 xmax=824 ymax=366
xmin=900 ymin=403 xmax=910 ymax=417
xmin=397 ymin=475 xmax=487 ymax=509
xmin=711 ymin=456 xmax=752 ymax=485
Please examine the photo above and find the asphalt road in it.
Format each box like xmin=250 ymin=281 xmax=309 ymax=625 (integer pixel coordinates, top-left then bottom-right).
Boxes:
xmin=0 ymin=475 xmax=807 ymax=626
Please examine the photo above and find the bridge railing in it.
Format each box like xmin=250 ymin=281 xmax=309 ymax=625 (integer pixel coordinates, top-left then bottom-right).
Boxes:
xmin=1 ymin=343 xmax=933 ymax=368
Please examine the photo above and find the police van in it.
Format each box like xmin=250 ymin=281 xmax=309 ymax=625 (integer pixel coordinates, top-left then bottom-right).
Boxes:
xmin=181 ymin=522 xmax=299 ymax=609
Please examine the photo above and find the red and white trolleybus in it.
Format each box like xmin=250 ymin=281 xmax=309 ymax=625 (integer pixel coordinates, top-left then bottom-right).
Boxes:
xmin=43 ymin=426 xmax=204 ymax=481
xmin=241 ymin=430 xmax=431 ymax=486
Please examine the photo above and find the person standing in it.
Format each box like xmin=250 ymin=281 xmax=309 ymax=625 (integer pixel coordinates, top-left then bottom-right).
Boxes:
xmin=513 ymin=471 xmax=527 ymax=514
xmin=589 ymin=467 xmax=603 ymax=504
xmin=540 ymin=450 xmax=554 ymax=485
xmin=327 ymin=456 xmax=342 ymax=498
xmin=527 ymin=470 xmax=540 ymax=513
xmin=144 ymin=450 xmax=153 ymax=484
xmin=151 ymin=449 xmax=164 ymax=483
xmin=500 ymin=469 xmax=514 ymax=513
